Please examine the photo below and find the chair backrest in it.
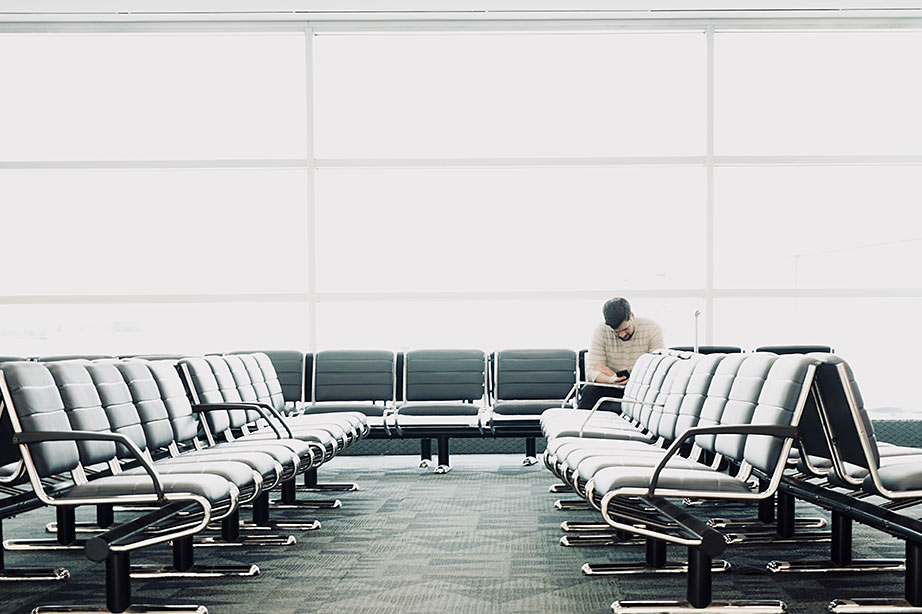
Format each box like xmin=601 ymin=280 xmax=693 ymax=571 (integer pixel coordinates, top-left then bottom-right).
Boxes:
xmin=670 ymin=345 xmax=744 ymax=355
xmin=224 ymin=355 xmax=261 ymax=403
xmin=636 ymin=354 xmax=681 ymax=429
xmin=250 ymin=353 xmax=287 ymax=412
xmin=668 ymin=353 xmax=726 ymax=442
xmin=646 ymin=353 xmax=702 ymax=440
xmin=0 ymin=362 xmax=84 ymax=479
xmin=493 ymin=349 xmax=577 ymax=402
xmin=312 ymin=350 xmax=396 ymax=404
xmin=809 ymin=355 xmax=882 ymax=474
xmin=403 ymin=349 xmax=486 ymax=403
xmin=742 ymin=354 xmax=818 ymax=475
xmin=215 ymin=356 xmax=262 ymax=424
xmin=620 ymin=353 xmax=672 ymax=423
xmin=756 ymin=345 xmax=834 ymax=355
xmin=694 ymin=353 xmax=751 ymax=452
xmin=85 ymin=361 xmax=151 ymax=460
xmin=113 ymin=360 xmax=179 ymax=451
xmin=710 ymin=353 xmax=779 ymax=462
xmin=232 ymin=350 xmax=305 ymax=404
xmin=177 ymin=357 xmax=236 ymax=438
xmin=145 ymin=360 xmax=206 ymax=445
xmin=37 ymin=354 xmax=115 ymax=362
xmin=617 ymin=353 xmax=660 ymax=421
xmin=201 ymin=356 xmax=259 ymax=428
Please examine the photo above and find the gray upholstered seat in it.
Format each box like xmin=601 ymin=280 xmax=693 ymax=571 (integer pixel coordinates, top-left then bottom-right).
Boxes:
xmin=394 ymin=349 xmax=487 ymax=424
xmin=391 ymin=349 xmax=488 ymax=472
xmin=298 ymin=350 xmax=395 ymax=427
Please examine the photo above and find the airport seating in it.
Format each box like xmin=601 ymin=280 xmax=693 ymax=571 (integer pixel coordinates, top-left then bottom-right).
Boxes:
xmin=298 ymin=349 xmax=396 ymax=430
xmin=540 ymin=351 xmax=819 ymax=612
xmin=487 ymin=348 xmax=578 ymax=465
xmin=0 ymin=394 xmax=71 ymax=582
xmin=390 ymin=349 xmax=488 ymax=473
xmin=232 ymin=350 xmax=307 ymax=411
xmin=771 ymin=354 xmax=922 ymax=611
xmin=0 ymin=360 xmax=239 ymax=613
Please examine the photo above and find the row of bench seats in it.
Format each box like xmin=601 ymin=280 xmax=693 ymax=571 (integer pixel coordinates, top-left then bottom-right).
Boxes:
xmin=540 ymin=349 xmax=922 ymax=613
xmin=0 ymin=352 xmax=367 ymax=613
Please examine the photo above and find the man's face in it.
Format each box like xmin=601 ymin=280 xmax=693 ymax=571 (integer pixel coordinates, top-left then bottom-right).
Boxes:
xmin=610 ymin=317 xmax=635 ymax=341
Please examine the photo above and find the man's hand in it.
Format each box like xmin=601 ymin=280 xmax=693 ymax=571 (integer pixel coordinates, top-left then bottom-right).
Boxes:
xmin=609 ymin=373 xmax=629 ymax=386
xmin=593 ymin=364 xmax=615 ymax=380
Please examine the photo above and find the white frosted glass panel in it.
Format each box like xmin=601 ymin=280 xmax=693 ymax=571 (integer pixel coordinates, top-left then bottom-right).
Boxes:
xmin=0 ymin=169 xmax=309 ymax=295
xmin=716 ymin=31 xmax=922 ymax=155
xmin=714 ymin=166 xmax=922 ymax=289
xmin=315 ymin=167 xmax=705 ymax=292
xmin=316 ymin=297 xmax=699 ymax=353
xmin=315 ymin=32 xmax=706 ymax=158
xmin=0 ymin=33 xmax=307 ymax=160
xmin=0 ymin=302 xmax=309 ymax=357
xmin=712 ymin=297 xmax=921 ymax=412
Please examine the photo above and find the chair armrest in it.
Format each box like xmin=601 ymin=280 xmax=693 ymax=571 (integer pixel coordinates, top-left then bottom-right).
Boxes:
xmin=13 ymin=430 xmax=166 ymax=501
xmin=577 ymin=393 xmax=628 ymax=437
xmin=647 ymin=423 xmax=799 ymax=496
xmin=192 ymin=402 xmax=289 ymax=439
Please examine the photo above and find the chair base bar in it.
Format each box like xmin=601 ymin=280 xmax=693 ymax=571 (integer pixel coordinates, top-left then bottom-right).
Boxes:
xmin=582 ymin=559 xmax=731 ymax=576
xmin=269 ymin=499 xmax=341 ymax=510
xmin=129 ymin=564 xmax=259 ymax=579
xmin=0 ymin=567 xmax=70 ymax=581
xmin=612 ymin=600 xmax=786 ymax=614
xmin=32 ymin=605 xmax=208 ymax=614
xmin=555 ymin=499 xmax=590 ymax=511
xmin=549 ymin=484 xmax=571 ymax=494
xmin=684 ymin=498 xmax=753 ymax=508
xmin=709 ymin=517 xmax=827 ymax=531
xmin=829 ymin=599 xmax=922 ymax=614
xmin=768 ymin=558 xmax=905 ymax=573
xmin=237 ymin=519 xmax=321 ymax=532
xmin=193 ymin=534 xmax=296 ymax=548
xmin=726 ymin=531 xmax=831 ymax=545
xmin=561 ymin=521 xmax=612 ymax=532
xmin=561 ymin=533 xmax=639 ymax=547
xmin=3 ymin=539 xmax=85 ymax=552
xmin=297 ymin=483 xmax=358 ymax=493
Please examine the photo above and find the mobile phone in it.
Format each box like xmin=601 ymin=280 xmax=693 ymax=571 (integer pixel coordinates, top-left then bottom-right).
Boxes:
xmin=616 ymin=369 xmax=630 ymax=378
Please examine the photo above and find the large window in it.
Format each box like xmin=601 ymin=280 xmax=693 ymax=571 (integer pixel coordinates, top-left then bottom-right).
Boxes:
xmin=715 ymin=31 xmax=922 ymax=156
xmin=0 ymin=33 xmax=308 ymax=160
xmin=314 ymin=166 xmax=706 ymax=294
xmin=2 ymin=23 xmax=921 ymax=413
xmin=313 ymin=32 xmax=706 ymax=158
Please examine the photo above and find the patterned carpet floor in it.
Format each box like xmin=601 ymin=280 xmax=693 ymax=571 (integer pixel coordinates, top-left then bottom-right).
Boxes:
xmin=1 ymin=454 xmax=913 ymax=613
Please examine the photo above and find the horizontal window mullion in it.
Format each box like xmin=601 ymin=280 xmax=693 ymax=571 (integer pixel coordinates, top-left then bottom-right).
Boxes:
xmin=0 ymin=159 xmax=309 ymax=170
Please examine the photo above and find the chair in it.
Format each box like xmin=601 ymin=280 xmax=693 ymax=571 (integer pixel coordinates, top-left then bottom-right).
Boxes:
xmin=0 ymin=361 xmax=238 ymax=613
xmin=391 ymin=349 xmax=488 ymax=474
xmin=669 ymin=345 xmax=743 ymax=354
xmin=231 ymin=350 xmax=307 ymax=411
xmin=489 ymin=348 xmax=578 ymax=466
xmin=576 ymin=353 xmax=819 ymax=612
xmin=301 ymin=350 xmax=396 ymax=430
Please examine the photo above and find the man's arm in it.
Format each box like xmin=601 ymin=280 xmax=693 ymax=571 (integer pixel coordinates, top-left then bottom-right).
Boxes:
xmin=587 ymin=325 xmax=625 ymax=384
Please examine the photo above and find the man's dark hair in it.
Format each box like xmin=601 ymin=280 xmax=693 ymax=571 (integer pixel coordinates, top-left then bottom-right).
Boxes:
xmin=603 ymin=297 xmax=632 ymax=330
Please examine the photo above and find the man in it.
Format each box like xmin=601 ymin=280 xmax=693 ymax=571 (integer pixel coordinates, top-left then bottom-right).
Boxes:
xmin=579 ymin=297 xmax=665 ymax=409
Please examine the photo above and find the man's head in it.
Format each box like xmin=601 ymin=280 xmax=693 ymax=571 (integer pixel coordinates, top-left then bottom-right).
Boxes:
xmin=603 ymin=297 xmax=635 ymax=341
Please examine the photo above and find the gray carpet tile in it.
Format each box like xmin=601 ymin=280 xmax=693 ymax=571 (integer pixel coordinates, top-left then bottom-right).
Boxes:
xmin=0 ymin=454 xmax=915 ymax=613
